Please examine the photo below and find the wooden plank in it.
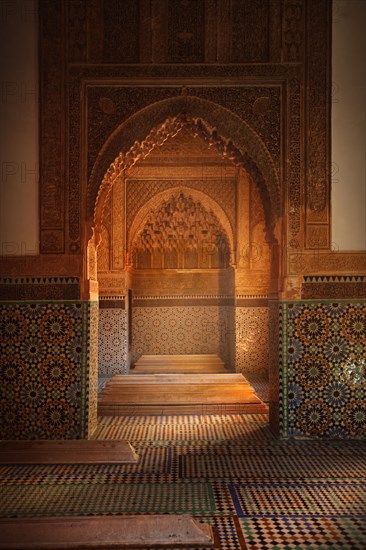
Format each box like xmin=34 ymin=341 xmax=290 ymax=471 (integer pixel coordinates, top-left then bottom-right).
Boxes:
xmin=0 ymin=515 xmax=213 ymax=549
xmin=99 ymin=403 xmax=269 ymax=416
xmin=100 ymin=393 xmax=262 ymax=404
xmin=0 ymin=440 xmax=138 ymax=464
xmin=110 ymin=374 xmax=249 ymax=384
xmin=133 ymin=366 xmax=228 ymax=374
xmin=137 ymin=354 xmax=222 ymax=361
xmin=133 ymin=353 xmax=227 ymax=374
xmin=98 ymin=369 xmax=266 ymax=413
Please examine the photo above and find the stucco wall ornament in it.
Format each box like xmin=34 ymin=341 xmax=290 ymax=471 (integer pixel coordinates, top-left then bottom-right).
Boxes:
xmin=129 ymin=192 xmax=231 ymax=270
xmin=94 ymin=113 xmax=278 ymax=240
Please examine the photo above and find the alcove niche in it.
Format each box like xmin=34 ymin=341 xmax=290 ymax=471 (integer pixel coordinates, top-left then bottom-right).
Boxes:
xmin=96 ymin=123 xmax=272 ymax=387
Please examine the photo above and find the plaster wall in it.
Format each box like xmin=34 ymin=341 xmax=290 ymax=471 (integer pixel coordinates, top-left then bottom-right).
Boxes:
xmin=0 ymin=0 xmax=39 ymax=256
xmin=332 ymin=0 xmax=366 ymax=251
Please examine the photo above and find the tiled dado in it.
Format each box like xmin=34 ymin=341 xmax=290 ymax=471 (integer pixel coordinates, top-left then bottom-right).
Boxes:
xmin=98 ymin=296 xmax=128 ymax=376
xmin=235 ymin=306 xmax=269 ymax=377
xmin=281 ymin=300 xmax=366 ymax=439
xmin=0 ymin=301 xmax=98 ymax=440
xmin=131 ymin=304 xmax=235 ymax=367
xmin=131 ymin=295 xmax=269 ymax=373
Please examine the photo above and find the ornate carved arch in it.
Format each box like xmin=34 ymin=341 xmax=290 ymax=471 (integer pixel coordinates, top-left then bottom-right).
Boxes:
xmin=128 ymin=186 xmax=235 ymax=264
xmin=88 ymin=96 xmax=280 ymax=235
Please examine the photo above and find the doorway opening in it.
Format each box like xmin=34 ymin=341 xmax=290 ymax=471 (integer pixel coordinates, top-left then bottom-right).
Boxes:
xmin=94 ymin=117 xmax=275 ymax=414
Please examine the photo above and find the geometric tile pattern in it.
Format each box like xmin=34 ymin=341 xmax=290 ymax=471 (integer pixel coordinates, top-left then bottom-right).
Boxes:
xmin=131 ymin=305 xmax=235 ymax=367
xmin=240 ymin=516 xmax=366 ymax=549
xmin=235 ymin=307 xmax=269 ymax=377
xmin=283 ymin=300 xmax=366 ymax=438
xmin=98 ymin=308 xmax=128 ymax=376
xmin=268 ymin=300 xmax=282 ymax=434
xmin=0 ymin=302 xmax=92 ymax=440
xmin=230 ymin=481 xmax=365 ymax=516
xmin=0 ymin=481 xmax=215 ymax=516
xmin=87 ymin=301 xmax=99 ymax=436
xmin=1 ymin=414 xmax=365 ymax=549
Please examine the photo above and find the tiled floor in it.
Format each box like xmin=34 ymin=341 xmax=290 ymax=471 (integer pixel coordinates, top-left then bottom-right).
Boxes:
xmin=1 ymin=414 xmax=365 ymax=549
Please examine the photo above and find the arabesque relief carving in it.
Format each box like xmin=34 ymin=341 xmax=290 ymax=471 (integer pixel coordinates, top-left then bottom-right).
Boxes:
xmin=93 ymin=113 xmax=279 ymax=243
xmin=37 ymin=0 xmax=332 ymax=279
xmin=305 ymin=0 xmax=331 ymax=235
xmin=282 ymin=0 xmax=304 ymax=62
xmin=129 ymin=192 xmax=231 ymax=270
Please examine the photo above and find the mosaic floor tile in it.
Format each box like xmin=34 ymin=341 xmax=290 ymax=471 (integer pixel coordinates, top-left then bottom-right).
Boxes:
xmin=240 ymin=516 xmax=366 ymax=549
xmin=201 ymin=515 xmax=246 ymax=549
xmin=0 ymin=482 xmax=215 ymax=517
xmin=230 ymin=481 xmax=366 ymax=517
xmin=179 ymin=451 xmax=366 ymax=480
xmin=1 ymin=414 xmax=365 ymax=549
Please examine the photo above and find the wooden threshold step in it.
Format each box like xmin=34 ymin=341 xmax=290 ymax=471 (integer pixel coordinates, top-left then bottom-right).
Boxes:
xmin=136 ymin=354 xmax=223 ymax=361
xmin=110 ymin=374 xmax=249 ymax=384
xmin=0 ymin=440 xmax=137 ymax=464
xmin=0 ymin=515 xmax=213 ymax=549
xmin=133 ymin=364 xmax=227 ymax=369
xmin=99 ymin=403 xmax=269 ymax=416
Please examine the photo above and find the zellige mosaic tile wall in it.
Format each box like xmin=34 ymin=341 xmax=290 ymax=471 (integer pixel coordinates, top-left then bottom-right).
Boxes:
xmin=282 ymin=300 xmax=366 ymax=438
xmin=131 ymin=303 xmax=235 ymax=367
xmin=0 ymin=302 xmax=95 ymax=440
xmin=235 ymin=307 xmax=269 ymax=378
xmin=98 ymin=300 xmax=128 ymax=376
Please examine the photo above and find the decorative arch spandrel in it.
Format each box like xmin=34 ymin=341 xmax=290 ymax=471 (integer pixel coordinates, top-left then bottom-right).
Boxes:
xmin=88 ymin=97 xmax=281 ymax=236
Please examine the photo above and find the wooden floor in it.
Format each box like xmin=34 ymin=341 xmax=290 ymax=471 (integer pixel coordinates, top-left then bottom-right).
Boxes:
xmin=98 ymin=355 xmax=268 ymax=416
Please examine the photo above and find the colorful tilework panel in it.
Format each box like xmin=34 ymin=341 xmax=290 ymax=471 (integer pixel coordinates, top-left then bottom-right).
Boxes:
xmin=1 ymin=414 xmax=365 ymax=549
xmin=0 ymin=302 xmax=93 ymax=439
xmin=0 ymin=482 xmax=215 ymax=516
xmin=87 ymin=301 xmax=99 ymax=436
xmin=98 ymin=307 xmax=128 ymax=376
xmin=230 ymin=481 xmax=365 ymax=517
xmin=235 ymin=307 xmax=269 ymax=377
xmin=240 ymin=517 xmax=366 ymax=549
xmin=131 ymin=305 xmax=235 ymax=368
xmin=282 ymin=301 xmax=366 ymax=438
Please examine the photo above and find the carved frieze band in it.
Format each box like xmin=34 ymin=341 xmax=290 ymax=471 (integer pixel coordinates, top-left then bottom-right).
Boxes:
xmin=287 ymin=76 xmax=302 ymax=245
xmin=132 ymin=295 xmax=268 ymax=307
xmin=39 ymin=0 xmax=65 ymax=254
xmin=289 ymin=253 xmax=366 ymax=276
xmin=305 ymin=0 xmax=331 ymax=245
xmin=0 ymin=277 xmax=80 ymax=300
xmin=282 ymin=0 xmax=305 ymax=62
xmin=99 ymin=295 xmax=126 ymax=309
xmin=302 ymin=275 xmax=366 ymax=299
xmin=66 ymin=0 xmax=87 ymax=63
xmin=0 ymin=255 xmax=83 ymax=278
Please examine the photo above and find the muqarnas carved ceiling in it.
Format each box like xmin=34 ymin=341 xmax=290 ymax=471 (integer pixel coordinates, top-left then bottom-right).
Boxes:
xmin=130 ymin=192 xmax=231 ymax=270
